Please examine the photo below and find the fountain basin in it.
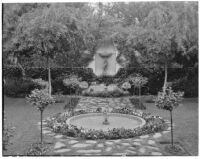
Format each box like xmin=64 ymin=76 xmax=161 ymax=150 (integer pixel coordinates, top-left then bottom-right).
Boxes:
xmin=67 ymin=113 xmax=146 ymax=131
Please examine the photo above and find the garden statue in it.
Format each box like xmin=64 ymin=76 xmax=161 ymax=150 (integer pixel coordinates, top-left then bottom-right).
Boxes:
xmin=102 ymin=58 xmax=109 ymax=75
xmin=102 ymin=110 xmax=109 ymax=125
xmin=87 ymin=37 xmax=125 ymax=76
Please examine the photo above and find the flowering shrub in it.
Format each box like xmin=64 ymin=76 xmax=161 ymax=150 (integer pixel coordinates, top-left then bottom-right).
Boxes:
xmin=46 ymin=109 xmax=167 ymax=140
xmin=121 ymin=82 xmax=131 ymax=90
xmin=79 ymin=81 xmax=89 ymax=89
xmin=25 ymin=143 xmax=50 ymax=156
xmin=82 ymin=84 xmax=129 ymax=97
xmin=26 ymin=89 xmax=55 ymax=112
xmin=82 ymin=89 xmax=129 ymax=97
xmin=64 ymin=97 xmax=80 ymax=115
xmin=26 ymin=89 xmax=55 ymax=145
xmin=63 ymin=75 xmax=80 ymax=88
xmin=129 ymin=74 xmax=148 ymax=88
xmin=32 ymin=78 xmax=49 ymax=89
xmin=129 ymin=97 xmax=146 ymax=110
xmin=155 ymin=87 xmax=184 ymax=146
xmin=155 ymin=87 xmax=184 ymax=111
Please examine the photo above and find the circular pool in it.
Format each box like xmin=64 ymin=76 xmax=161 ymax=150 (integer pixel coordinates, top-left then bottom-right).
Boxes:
xmin=67 ymin=113 xmax=146 ymax=131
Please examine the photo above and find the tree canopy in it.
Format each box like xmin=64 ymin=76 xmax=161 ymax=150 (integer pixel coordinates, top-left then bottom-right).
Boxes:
xmin=3 ymin=2 xmax=198 ymax=69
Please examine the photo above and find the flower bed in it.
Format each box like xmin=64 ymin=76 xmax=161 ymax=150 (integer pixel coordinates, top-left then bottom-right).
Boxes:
xmin=82 ymin=84 xmax=130 ymax=97
xmin=46 ymin=108 xmax=167 ymax=140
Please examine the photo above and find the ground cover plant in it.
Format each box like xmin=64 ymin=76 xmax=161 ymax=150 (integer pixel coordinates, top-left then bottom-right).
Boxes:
xmin=3 ymin=115 xmax=15 ymax=151
xmin=45 ymin=108 xmax=168 ymax=140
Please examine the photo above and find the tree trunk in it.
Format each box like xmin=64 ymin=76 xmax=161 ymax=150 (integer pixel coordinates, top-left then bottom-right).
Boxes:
xmin=170 ymin=110 xmax=174 ymax=146
xmin=16 ymin=57 xmax=26 ymax=78
xmin=40 ymin=110 xmax=43 ymax=146
xmin=139 ymin=86 xmax=141 ymax=108
xmin=47 ymin=56 xmax=51 ymax=97
xmin=18 ymin=63 xmax=26 ymax=78
xmin=163 ymin=62 xmax=168 ymax=93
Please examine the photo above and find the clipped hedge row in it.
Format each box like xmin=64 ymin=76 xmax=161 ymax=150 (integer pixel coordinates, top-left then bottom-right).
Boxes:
xmin=4 ymin=78 xmax=42 ymax=97
xmin=3 ymin=65 xmax=23 ymax=79
xmin=3 ymin=65 xmax=198 ymax=97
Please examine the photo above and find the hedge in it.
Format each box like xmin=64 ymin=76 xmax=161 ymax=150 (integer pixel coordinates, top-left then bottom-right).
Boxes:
xmin=4 ymin=78 xmax=42 ymax=97
xmin=3 ymin=65 xmax=23 ymax=79
xmin=3 ymin=65 xmax=198 ymax=97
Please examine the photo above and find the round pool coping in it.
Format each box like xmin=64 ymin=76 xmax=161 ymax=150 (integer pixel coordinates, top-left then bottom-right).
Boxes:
xmin=67 ymin=112 xmax=146 ymax=131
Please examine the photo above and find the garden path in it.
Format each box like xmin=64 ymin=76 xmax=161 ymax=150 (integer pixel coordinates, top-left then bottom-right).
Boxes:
xmin=39 ymin=96 xmax=176 ymax=156
xmin=39 ymin=120 xmax=172 ymax=156
xmin=76 ymin=97 xmax=135 ymax=111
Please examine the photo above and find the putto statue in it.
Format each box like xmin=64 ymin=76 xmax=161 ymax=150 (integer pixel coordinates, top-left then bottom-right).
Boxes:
xmin=87 ymin=37 xmax=125 ymax=76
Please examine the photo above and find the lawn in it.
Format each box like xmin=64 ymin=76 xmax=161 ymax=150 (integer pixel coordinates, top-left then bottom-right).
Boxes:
xmin=3 ymin=96 xmax=198 ymax=156
xmin=144 ymin=98 xmax=198 ymax=155
xmin=3 ymin=96 xmax=68 ymax=156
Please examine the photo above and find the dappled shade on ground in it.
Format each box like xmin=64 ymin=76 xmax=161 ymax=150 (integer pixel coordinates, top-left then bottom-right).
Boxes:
xmin=3 ymin=96 xmax=198 ymax=156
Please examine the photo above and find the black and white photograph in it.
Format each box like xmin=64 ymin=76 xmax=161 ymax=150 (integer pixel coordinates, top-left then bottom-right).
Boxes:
xmin=2 ymin=0 xmax=199 ymax=157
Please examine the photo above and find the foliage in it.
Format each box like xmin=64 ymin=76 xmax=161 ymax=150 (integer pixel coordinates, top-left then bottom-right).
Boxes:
xmin=129 ymin=97 xmax=146 ymax=110
xmin=155 ymin=86 xmax=183 ymax=147
xmin=3 ymin=115 xmax=15 ymax=151
xmin=46 ymin=110 xmax=167 ymax=140
xmin=63 ymin=75 xmax=82 ymax=95
xmin=121 ymin=81 xmax=131 ymax=90
xmin=128 ymin=74 xmax=148 ymax=88
xmin=82 ymin=87 xmax=129 ymax=98
xmin=25 ymin=142 xmax=51 ymax=156
xmin=64 ymin=97 xmax=80 ymax=115
xmin=142 ymin=95 xmax=155 ymax=103
xmin=79 ymin=81 xmax=89 ymax=89
xmin=2 ymin=2 xmax=198 ymax=97
xmin=52 ymin=94 xmax=66 ymax=103
xmin=26 ymin=89 xmax=55 ymax=146
xmin=3 ymin=65 xmax=23 ymax=79
xmin=172 ymin=74 xmax=198 ymax=97
xmin=155 ymin=87 xmax=184 ymax=111
xmin=26 ymin=89 xmax=55 ymax=112
xmin=165 ymin=144 xmax=185 ymax=155
xmin=3 ymin=64 xmax=197 ymax=97
xmin=32 ymin=78 xmax=49 ymax=89
xmin=63 ymin=75 xmax=81 ymax=88
xmin=4 ymin=78 xmax=42 ymax=97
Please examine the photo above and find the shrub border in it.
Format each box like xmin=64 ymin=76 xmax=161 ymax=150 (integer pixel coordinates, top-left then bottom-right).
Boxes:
xmin=45 ymin=109 xmax=168 ymax=140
